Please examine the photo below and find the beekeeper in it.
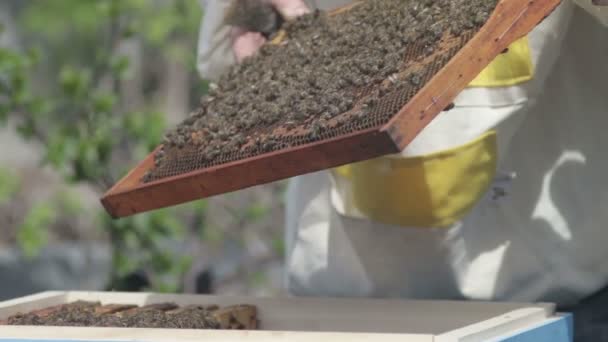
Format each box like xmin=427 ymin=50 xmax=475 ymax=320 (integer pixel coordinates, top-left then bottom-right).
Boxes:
xmin=196 ymin=0 xmax=608 ymax=336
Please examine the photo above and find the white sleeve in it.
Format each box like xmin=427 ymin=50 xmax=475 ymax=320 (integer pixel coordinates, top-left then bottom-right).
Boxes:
xmin=196 ymin=0 xmax=237 ymax=81
xmin=572 ymin=0 xmax=608 ymax=26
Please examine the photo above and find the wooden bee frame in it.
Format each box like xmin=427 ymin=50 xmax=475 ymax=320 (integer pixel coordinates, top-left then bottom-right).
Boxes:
xmin=101 ymin=0 xmax=561 ymax=218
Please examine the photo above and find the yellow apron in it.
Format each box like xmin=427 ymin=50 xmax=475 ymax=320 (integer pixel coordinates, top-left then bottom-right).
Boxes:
xmin=333 ymin=37 xmax=534 ymax=228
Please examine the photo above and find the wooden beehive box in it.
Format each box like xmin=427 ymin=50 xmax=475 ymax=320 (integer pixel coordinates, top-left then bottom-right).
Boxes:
xmin=0 ymin=291 xmax=572 ymax=341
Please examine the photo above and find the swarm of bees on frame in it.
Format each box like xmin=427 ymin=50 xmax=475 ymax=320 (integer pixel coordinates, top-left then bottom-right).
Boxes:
xmin=143 ymin=0 xmax=498 ymax=183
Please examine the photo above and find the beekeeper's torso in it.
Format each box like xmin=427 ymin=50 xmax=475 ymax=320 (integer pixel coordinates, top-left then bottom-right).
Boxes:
xmin=197 ymin=0 xmax=608 ymax=307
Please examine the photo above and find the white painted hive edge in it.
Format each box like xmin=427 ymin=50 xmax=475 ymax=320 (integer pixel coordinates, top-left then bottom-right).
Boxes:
xmin=0 ymin=291 xmax=68 ymax=319
xmin=0 ymin=325 xmax=434 ymax=342
xmin=0 ymin=292 xmax=67 ymax=308
xmin=434 ymin=307 xmax=555 ymax=342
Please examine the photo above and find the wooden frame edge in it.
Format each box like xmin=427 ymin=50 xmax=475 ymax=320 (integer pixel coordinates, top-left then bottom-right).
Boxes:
xmin=382 ymin=0 xmax=563 ymax=149
xmin=101 ymin=128 xmax=397 ymax=218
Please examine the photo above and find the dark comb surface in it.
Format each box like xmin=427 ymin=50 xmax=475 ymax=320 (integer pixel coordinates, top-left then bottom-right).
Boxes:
xmin=144 ymin=0 xmax=499 ymax=182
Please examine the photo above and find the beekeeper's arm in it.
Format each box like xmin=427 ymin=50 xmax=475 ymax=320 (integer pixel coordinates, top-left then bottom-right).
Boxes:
xmin=196 ymin=0 xmax=310 ymax=82
xmin=196 ymin=0 xmax=235 ymax=82
xmin=573 ymin=0 xmax=608 ymax=26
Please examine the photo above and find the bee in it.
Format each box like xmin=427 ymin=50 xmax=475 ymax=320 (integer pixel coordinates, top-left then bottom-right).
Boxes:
xmin=233 ymin=134 xmax=246 ymax=147
xmin=262 ymin=139 xmax=277 ymax=152
xmin=142 ymin=171 xmax=153 ymax=183
xmin=310 ymin=121 xmax=323 ymax=139
xmin=409 ymin=73 xmax=422 ymax=86
xmin=176 ymin=136 xmax=186 ymax=149
xmin=284 ymin=121 xmax=297 ymax=130
xmin=388 ymin=73 xmax=399 ymax=84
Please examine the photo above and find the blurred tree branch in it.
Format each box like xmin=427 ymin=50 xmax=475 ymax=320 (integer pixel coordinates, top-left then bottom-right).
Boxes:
xmin=0 ymin=0 xmax=208 ymax=292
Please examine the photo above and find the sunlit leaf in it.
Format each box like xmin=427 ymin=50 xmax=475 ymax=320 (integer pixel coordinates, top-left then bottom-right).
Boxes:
xmin=17 ymin=203 xmax=56 ymax=259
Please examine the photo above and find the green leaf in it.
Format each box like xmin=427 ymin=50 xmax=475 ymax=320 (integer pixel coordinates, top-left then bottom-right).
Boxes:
xmin=114 ymin=251 xmax=137 ymax=277
xmin=150 ymin=251 xmax=173 ymax=273
xmin=272 ymin=236 xmax=285 ymax=257
xmin=26 ymin=47 xmax=42 ymax=65
xmin=110 ymin=56 xmax=131 ymax=79
xmin=22 ymin=0 xmax=107 ymax=39
xmin=0 ymin=48 xmax=24 ymax=73
xmin=155 ymin=282 xmax=178 ymax=293
xmin=150 ymin=211 xmax=185 ymax=237
xmin=177 ymin=256 xmax=193 ymax=274
xmin=246 ymin=203 xmax=270 ymax=222
xmin=92 ymin=92 xmax=117 ymax=113
xmin=248 ymin=271 xmax=267 ymax=288
xmin=0 ymin=104 xmax=9 ymax=123
xmin=122 ymin=20 xmax=138 ymax=38
xmin=144 ymin=11 xmax=178 ymax=44
xmin=123 ymin=111 xmax=166 ymax=151
xmin=0 ymin=168 xmax=20 ymax=205
xmin=45 ymin=133 xmax=79 ymax=178
xmin=16 ymin=122 xmax=35 ymax=139
xmin=55 ymin=190 xmax=83 ymax=215
xmin=71 ymin=140 xmax=100 ymax=181
xmin=17 ymin=203 xmax=55 ymax=259
xmin=59 ymin=67 xmax=90 ymax=98
xmin=123 ymin=229 xmax=140 ymax=249
xmin=26 ymin=97 xmax=52 ymax=117
xmin=192 ymin=199 xmax=208 ymax=212
xmin=46 ymin=134 xmax=66 ymax=166
xmin=11 ymin=73 xmax=25 ymax=94
xmin=202 ymin=225 xmax=224 ymax=243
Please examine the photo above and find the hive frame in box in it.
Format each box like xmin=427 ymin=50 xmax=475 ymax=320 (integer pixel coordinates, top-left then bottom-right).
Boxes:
xmin=0 ymin=291 xmax=572 ymax=342
xmin=101 ymin=0 xmax=562 ymax=218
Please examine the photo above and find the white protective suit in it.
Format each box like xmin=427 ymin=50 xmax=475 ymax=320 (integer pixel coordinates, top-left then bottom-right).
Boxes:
xmin=197 ymin=0 xmax=608 ymax=307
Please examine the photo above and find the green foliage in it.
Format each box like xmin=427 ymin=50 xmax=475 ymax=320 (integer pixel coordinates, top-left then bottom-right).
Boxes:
xmin=55 ymin=190 xmax=84 ymax=216
xmin=245 ymin=203 xmax=271 ymax=222
xmin=103 ymin=201 xmax=203 ymax=291
xmin=124 ymin=110 xmax=167 ymax=152
xmin=137 ymin=0 xmax=202 ymax=64
xmin=271 ymin=237 xmax=285 ymax=258
xmin=17 ymin=203 xmax=55 ymax=259
xmin=0 ymin=168 xmax=20 ymax=205
xmin=0 ymin=169 xmax=57 ymax=259
xmin=0 ymin=0 xmax=207 ymax=291
xmin=0 ymin=47 xmax=39 ymax=124
xmin=248 ymin=270 xmax=268 ymax=289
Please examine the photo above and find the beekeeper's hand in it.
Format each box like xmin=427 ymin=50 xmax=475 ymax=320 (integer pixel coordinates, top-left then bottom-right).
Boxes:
xmin=231 ymin=0 xmax=310 ymax=62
